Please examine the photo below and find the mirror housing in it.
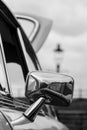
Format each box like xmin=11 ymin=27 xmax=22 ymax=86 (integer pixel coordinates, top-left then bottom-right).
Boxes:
xmin=25 ymin=71 xmax=74 ymax=106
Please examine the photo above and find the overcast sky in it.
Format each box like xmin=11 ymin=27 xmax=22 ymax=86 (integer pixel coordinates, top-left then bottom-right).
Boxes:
xmin=5 ymin=0 xmax=87 ymax=98
xmin=5 ymin=0 xmax=87 ymax=35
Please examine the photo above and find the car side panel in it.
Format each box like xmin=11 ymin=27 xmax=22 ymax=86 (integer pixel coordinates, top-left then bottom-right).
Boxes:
xmin=0 ymin=108 xmax=68 ymax=130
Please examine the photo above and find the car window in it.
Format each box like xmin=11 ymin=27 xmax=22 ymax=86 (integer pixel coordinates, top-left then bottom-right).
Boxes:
xmin=7 ymin=63 xmax=25 ymax=97
xmin=17 ymin=28 xmax=36 ymax=72
xmin=0 ymin=10 xmax=39 ymax=98
xmin=18 ymin=27 xmax=41 ymax=70
xmin=18 ymin=18 xmax=34 ymax=39
xmin=0 ymin=13 xmax=28 ymax=98
xmin=17 ymin=16 xmax=39 ymax=44
xmin=3 ymin=36 xmax=26 ymax=98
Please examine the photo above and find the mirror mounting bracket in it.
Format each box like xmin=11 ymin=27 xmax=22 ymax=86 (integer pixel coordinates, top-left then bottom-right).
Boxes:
xmin=23 ymin=97 xmax=45 ymax=122
xmin=11 ymin=97 xmax=45 ymax=126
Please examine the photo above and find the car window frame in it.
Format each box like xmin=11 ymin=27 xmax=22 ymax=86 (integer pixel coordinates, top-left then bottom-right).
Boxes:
xmin=16 ymin=15 xmax=40 ymax=43
xmin=0 ymin=34 xmax=12 ymax=95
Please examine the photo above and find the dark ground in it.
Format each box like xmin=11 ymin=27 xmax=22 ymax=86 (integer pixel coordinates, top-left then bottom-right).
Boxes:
xmin=57 ymin=98 xmax=87 ymax=130
xmin=19 ymin=97 xmax=87 ymax=130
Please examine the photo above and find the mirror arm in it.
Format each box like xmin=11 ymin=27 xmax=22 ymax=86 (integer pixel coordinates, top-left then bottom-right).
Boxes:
xmin=11 ymin=97 xmax=45 ymax=127
xmin=23 ymin=97 xmax=45 ymax=122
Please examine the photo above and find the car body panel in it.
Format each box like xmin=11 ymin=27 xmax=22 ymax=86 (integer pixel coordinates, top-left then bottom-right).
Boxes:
xmin=16 ymin=13 xmax=52 ymax=52
xmin=0 ymin=111 xmax=13 ymax=130
xmin=0 ymin=108 xmax=67 ymax=130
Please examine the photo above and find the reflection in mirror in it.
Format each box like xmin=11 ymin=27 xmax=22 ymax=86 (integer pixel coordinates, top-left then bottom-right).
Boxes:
xmin=25 ymin=71 xmax=74 ymax=106
xmin=48 ymin=81 xmax=73 ymax=98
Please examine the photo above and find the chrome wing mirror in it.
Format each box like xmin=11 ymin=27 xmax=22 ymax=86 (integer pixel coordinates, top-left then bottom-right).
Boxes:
xmin=25 ymin=71 xmax=74 ymax=106
xmin=11 ymin=71 xmax=74 ymax=125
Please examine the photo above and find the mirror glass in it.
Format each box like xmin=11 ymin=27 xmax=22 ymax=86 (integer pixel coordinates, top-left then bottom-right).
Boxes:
xmin=25 ymin=71 xmax=74 ymax=106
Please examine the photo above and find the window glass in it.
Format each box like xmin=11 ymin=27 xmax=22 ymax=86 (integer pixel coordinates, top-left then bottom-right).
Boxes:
xmin=0 ymin=15 xmax=26 ymax=97
xmin=0 ymin=13 xmax=37 ymax=98
xmin=7 ymin=63 xmax=25 ymax=97
xmin=17 ymin=28 xmax=36 ymax=72
xmin=18 ymin=18 xmax=34 ymax=38
xmin=5 ymin=31 xmax=36 ymax=97
xmin=3 ymin=35 xmax=26 ymax=97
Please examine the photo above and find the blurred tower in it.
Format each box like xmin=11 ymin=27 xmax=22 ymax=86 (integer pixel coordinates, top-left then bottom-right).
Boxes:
xmin=54 ymin=44 xmax=64 ymax=72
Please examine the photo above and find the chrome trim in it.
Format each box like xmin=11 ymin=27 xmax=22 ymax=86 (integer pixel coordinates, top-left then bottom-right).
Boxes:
xmin=17 ymin=28 xmax=29 ymax=71
xmin=0 ymin=100 xmax=27 ymax=110
xmin=0 ymin=96 xmax=29 ymax=108
xmin=16 ymin=15 xmax=40 ymax=43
